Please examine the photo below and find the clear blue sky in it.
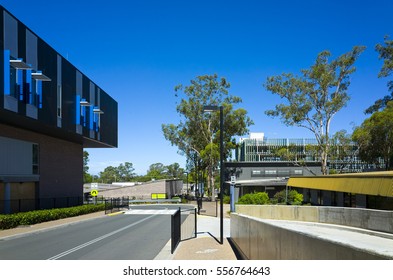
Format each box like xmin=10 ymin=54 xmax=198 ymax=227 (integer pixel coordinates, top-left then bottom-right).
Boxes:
xmin=3 ymin=0 xmax=392 ymax=175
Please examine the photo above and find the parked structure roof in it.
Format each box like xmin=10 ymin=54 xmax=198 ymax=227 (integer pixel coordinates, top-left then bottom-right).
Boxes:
xmin=287 ymin=171 xmax=393 ymax=197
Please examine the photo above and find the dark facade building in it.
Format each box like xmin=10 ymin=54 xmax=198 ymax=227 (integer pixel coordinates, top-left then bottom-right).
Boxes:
xmin=225 ymin=161 xmax=322 ymax=201
xmin=0 ymin=6 xmax=118 ymax=213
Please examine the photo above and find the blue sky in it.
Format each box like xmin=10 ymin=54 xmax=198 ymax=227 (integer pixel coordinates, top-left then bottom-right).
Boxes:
xmin=2 ymin=0 xmax=392 ymax=175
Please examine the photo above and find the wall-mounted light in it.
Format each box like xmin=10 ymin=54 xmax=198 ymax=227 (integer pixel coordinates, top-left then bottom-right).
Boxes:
xmin=10 ymin=59 xmax=33 ymax=70
xmin=93 ymin=108 xmax=104 ymax=114
xmin=80 ymin=100 xmax=91 ymax=106
xmin=31 ymin=72 xmax=51 ymax=82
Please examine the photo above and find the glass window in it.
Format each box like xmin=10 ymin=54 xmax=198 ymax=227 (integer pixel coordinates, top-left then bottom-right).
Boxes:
xmin=3 ymin=50 xmax=11 ymax=95
xmin=17 ymin=68 xmax=23 ymax=101
xmin=57 ymin=85 xmax=62 ymax=118
xmin=32 ymin=144 xmax=39 ymax=175
xmin=37 ymin=80 xmax=42 ymax=108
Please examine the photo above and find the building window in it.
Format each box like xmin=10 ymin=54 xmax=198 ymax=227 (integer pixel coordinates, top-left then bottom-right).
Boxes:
xmin=251 ymin=170 xmax=262 ymax=177
xmin=265 ymin=170 xmax=277 ymax=175
xmin=57 ymin=85 xmax=62 ymax=118
xmin=32 ymin=144 xmax=39 ymax=175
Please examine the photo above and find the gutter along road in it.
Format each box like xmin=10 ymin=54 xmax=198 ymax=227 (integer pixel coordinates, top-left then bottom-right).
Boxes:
xmin=0 ymin=205 xmax=192 ymax=260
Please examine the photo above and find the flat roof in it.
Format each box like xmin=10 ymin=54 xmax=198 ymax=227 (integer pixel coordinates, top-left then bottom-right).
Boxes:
xmin=287 ymin=171 xmax=393 ymax=197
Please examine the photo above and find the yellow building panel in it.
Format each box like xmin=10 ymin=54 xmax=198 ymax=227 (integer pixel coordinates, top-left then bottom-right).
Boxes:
xmin=287 ymin=172 xmax=393 ymax=197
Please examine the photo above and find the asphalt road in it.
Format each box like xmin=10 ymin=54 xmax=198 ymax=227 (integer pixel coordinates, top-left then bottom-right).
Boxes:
xmin=0 ymin=204 xmax=194 ymax=260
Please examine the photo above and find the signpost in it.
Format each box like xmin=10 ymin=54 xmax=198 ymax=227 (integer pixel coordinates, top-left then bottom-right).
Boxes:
xmin=90 ymin=189 xmax=98 ymax=197
xmin=230 ymin=176 xmax=236 ymax=212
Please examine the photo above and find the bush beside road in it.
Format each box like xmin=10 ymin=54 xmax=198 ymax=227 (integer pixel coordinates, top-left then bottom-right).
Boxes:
xmin=0 ymin=204 xmax=105 ymax=230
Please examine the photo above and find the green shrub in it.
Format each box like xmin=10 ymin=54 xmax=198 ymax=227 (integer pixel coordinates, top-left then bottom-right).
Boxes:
xmin=0 ymin=204 xmax=105 ymax=230
xmin=237 ymin=192 xmax=270 ymax=205
xmin=273 ymin=189 xmax=304 ymax=205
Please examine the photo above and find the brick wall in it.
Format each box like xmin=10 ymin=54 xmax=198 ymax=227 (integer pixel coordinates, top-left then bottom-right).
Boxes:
xmin=0 ymin=123 xmax=83 ymax=198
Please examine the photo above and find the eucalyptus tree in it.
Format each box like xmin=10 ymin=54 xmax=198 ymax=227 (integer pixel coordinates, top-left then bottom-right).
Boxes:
xmin=353 ymin=101 xmax=393 ymax=170
xmin=83 ymin=151 xmax=92 ymax=183
xmin=264 ymin=46 xmax=365 ymax=175
xmin=162 ymin=74 xmax=253 ymax=201
xmin=365 ymin=35 xmax=393 ymax=114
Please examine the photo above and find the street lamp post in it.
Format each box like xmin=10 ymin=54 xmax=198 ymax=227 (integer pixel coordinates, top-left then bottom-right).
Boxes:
xmin=203 ymin=105 xmax=224 ymax=244
xmin=183 ymin=171 xmax=189 ymax=196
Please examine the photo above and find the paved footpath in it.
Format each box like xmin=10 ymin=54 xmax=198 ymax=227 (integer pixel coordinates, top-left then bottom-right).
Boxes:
xmin=155 ymin=201 xmax=237 ymax=260
xmin=170 ymin=215 xmax=237 ymax=260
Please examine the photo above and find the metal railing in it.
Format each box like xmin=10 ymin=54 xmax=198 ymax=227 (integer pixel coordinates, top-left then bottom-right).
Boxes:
xmin=171 ymin=208 xmax=181 ymax=254
xmin=104 ymin=197 xmax=130 ymax=214
xmin=128 ymin=198 xmax=181 ymax=204
xmin=171 ymin=207 xmax=197 ymax=254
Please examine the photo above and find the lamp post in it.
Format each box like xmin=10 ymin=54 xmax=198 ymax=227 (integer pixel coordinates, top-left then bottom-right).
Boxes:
xmin=183 ymin=171 xmax=189 ymax=196
xmin=203 ymin=105 xmax=224 ymax=244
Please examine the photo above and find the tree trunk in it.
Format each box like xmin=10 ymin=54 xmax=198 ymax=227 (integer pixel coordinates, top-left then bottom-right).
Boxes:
xmin=321 ymin=149 xmax=328 ymax=175
xmin=208 ymin=166 xmax=215 ymax=202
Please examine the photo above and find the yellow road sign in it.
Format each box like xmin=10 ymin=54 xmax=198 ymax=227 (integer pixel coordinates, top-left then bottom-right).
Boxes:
xmin=90 ymin=189 xmax=98 ymax=197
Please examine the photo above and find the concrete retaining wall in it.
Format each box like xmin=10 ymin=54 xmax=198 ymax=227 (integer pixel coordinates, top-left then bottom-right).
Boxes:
xmin=230 ymin=213 xmax=387 ymax=260
xmin=100 ymin=181 xmax=166 ymax=199
xmin=235 ymin=205 xmax=393 ymax=234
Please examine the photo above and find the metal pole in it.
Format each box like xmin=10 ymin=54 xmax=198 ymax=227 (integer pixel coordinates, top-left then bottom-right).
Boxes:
xmin=186 ymin=172 xmax=189 ymax=195
xmin=219 ymin=106 xmax=224 ymax=245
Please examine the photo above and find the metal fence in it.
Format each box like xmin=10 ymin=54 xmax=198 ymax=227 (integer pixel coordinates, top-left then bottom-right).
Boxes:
xmin=171 ymin=208 xmax=181 ymax=254
xmin=104 ymin=197 xmax=130 ymax=215
xmin=171 ymin=207 xmax=197 ymax=254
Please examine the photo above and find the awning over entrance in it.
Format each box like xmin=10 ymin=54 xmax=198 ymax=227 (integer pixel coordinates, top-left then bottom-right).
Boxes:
xmin=287 ymin=171 xmax=393 ymax=197
xmin=226 ymin=178 xmax=288 ymax=187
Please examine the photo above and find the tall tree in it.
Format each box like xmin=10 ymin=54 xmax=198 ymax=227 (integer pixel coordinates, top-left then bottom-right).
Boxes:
xmin=83 ymin=151 xmax=92 ymax=183
xmin=353 ymin=101 xmax=393 ymax=170
xmin=146 ymin=163 xmax=168 ymax=180
xmin=98 ymin=162 xmax=136 ymax=183
xmin=328 ymin=130 xmax=359 ymax=173
xmin=99 ymin=166 xmax=119 ymax=183
xmin=264 ymin=46 xmax=365 ymax=175
xmin=166 ymin=163 xmax=185 ymax=179
xmin=117 ymin=162 xmax=136 ymax=181
xmin=162 ymin=74 xmax=253 ymax=201
xmin=365 ymin=36 xmax=393 ymax=114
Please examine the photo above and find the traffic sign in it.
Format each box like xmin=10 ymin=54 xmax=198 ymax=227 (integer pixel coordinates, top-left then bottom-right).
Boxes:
xmin=231 ymin=176 xmax=236 ymax=184
xmin=90 ymin=189 xmax=98 ymax=197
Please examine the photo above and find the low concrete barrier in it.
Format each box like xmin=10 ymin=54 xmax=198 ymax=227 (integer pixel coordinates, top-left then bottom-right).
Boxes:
xmin=235 ymin=205 xmax=393 ymax=233
xmin=230 ymin=213 xmax=388 ymax=260
xmin=230 ymin=205 xmax=393 ymax=260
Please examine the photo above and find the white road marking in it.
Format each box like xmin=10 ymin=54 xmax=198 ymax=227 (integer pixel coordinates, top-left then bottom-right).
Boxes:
xmin=47 ymin=215 xmax=155 ymax=260
xmin=124 ymin=209 xmax=178 ymax=215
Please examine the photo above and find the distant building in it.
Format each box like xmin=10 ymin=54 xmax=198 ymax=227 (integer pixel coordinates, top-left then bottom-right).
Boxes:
xmin=235 ymin=133 xmax=379 ymax=174
xmin=0 ymin=6 xmax=118 ymax=213
xmin=226 ymin=132 xmax=381 ymax=201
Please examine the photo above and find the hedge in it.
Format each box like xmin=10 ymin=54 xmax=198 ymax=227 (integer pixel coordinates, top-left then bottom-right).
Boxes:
xmin=0 ymin=204 xmax=105 ymax=230
xmin=237 ymin=192 xmax=270 ymax=205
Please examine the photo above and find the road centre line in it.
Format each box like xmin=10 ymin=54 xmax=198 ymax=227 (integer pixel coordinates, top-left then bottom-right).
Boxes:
xmin=47 ymin=214 xmax=155 ymax=260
